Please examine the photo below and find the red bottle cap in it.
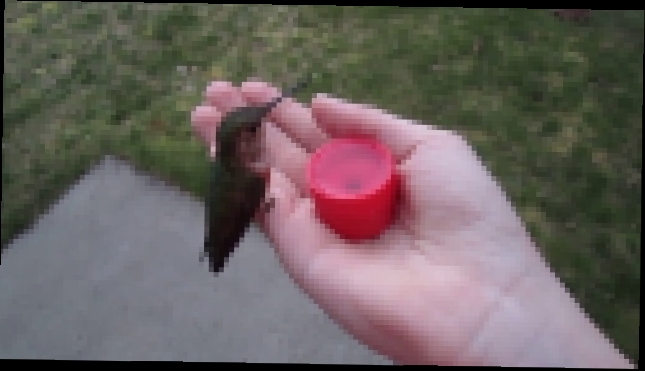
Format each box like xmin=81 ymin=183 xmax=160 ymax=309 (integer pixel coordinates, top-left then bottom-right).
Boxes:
xmin=306 ymin=136 xmax=399 ymax=242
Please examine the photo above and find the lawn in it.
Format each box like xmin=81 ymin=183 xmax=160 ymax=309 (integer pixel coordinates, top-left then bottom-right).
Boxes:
xmin=3 ymin=4 xmax=641 ymax=363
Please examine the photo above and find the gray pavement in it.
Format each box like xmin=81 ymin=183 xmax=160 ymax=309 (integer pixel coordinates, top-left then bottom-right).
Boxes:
xmin=0 ymin=155 xmax=391 ymax=364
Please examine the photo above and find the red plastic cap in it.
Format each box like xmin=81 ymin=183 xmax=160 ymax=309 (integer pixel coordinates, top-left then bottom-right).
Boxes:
xmin=306 ymin=136 xmax=399 ymax=242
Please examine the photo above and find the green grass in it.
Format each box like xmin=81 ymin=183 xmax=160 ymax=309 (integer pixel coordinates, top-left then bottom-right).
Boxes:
xmin=3 ymin=4 xmax=641 ymax=363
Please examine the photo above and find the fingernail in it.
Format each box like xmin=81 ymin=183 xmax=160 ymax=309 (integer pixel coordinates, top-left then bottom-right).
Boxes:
xmin=205 ymin=81 xmax=242 ymax=109
xmin=206 ymin=81 xmax=233 ymax=95
xmin=191 ymin=105 xmax=219 ymax=125
xmin=241 ymin=81 xmax=279 ymax=101
xmin=314 ymin=93 xmax=346 ymax=106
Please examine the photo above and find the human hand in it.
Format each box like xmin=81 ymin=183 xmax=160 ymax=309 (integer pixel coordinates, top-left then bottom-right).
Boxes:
xmin=191 ymin=80 xmax=632 ymax=367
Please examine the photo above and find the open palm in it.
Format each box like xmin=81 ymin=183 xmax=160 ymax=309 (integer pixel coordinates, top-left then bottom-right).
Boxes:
xmin=192 ymin=80 xmax=558 ymax=365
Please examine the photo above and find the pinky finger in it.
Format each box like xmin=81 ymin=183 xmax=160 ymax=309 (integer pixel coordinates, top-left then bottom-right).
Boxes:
xmin=191 ymin=105 xmax=223 ymax=154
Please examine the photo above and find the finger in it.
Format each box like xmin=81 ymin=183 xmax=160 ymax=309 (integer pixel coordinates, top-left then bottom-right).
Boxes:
xmin=241 ymin=81 xmax=329 ymax=152
xmin=261 ymin=120 xmax=310 ymax=195
xmin=311 ymin=94 xmax=448 ymax=162
xmin=190 ymin=105 xmax=222 ymax=157
xmin=257 ymin=168 xmax=335 ymax=285
xmin=256 ymin=168 xmax=299 ymax=240
xmin=205 ymin=81 xmax=246 ymax=115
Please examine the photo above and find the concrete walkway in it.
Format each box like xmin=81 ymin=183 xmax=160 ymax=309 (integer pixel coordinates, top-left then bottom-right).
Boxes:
xmin=0 ymin=156 xmax=390 ymax=364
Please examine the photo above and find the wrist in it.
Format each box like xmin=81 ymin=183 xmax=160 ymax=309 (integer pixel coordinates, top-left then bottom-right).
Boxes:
xmin=460 ymin=260 xmax=633 ymax=368
xmin=508 ymin=265 xmax=634 ymax=368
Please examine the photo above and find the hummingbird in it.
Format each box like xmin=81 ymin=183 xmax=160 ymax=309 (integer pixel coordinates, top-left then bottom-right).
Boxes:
xmin=201 ymin=77 xmax=309 ymax=276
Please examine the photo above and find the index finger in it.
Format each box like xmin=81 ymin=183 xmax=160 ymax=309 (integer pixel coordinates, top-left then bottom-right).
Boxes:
xmin=240 ymin=81 xmax=329 ymax=152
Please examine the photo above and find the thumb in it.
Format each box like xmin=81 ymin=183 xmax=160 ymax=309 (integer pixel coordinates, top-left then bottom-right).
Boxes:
xmin=256 ymin=168 xmax=299 ymax=242
xmin=256 ymin=168 xmax=331 ymax=283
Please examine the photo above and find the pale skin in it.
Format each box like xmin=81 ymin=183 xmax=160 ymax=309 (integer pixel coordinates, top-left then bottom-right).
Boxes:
xmin=191 ymin=80 xmax=635 ymax=367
